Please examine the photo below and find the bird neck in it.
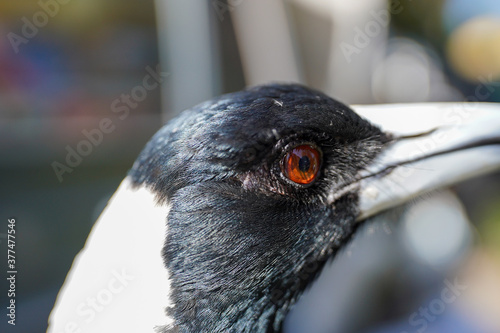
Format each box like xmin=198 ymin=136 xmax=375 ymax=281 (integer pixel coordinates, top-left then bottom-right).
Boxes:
xmin=162 ymin=237 xmax=337 ymax=332
xmin=156 ymin=183 xmax=360 ymax=332
xmin=163 ymin=266 xmax=321 ymax=333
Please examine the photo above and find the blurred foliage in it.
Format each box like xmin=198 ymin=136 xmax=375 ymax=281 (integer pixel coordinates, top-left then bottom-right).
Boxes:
xmin=479 ymin=195 xmax=500 ymax=259
xmin=0 ymin=1 xmax=156 ymax=25
xmin=389 ymin=0 xmax=447 ymax=48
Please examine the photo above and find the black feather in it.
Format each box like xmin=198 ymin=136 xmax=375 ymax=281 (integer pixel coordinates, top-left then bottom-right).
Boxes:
xmin=129 ymin=84 xmax=388 ymax=332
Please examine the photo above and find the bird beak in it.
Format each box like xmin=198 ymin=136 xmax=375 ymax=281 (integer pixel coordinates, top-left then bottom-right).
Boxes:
xmin=350 ymin=103 xmax=500 ymax=221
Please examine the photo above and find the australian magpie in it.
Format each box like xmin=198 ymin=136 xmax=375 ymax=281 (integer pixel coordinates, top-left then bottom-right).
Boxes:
xmin=49 ymin=84 xmax=500 ymax=333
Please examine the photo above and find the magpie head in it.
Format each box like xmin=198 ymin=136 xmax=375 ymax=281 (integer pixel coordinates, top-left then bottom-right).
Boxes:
xmin=49 ymin=83 xmax=500 ymax=333
xmin=129 ymin=84 xmax=390 ymax=332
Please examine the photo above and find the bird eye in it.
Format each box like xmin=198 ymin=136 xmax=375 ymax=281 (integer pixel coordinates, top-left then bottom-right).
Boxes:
xmin=282 ymin=144 xmax=321 ymax=185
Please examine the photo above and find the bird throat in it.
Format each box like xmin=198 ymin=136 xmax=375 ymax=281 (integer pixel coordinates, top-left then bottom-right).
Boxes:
xmin=160 ymin=192 xmax=360 ymax=333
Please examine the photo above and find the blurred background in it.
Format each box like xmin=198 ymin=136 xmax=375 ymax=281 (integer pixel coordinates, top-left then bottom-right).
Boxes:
xmin=0 ymin=0 xmax=499 ymax=332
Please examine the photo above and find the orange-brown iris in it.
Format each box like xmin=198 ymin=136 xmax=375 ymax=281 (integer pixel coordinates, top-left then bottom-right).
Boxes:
xmin=282 ymin=145 xmax=321 ymax=185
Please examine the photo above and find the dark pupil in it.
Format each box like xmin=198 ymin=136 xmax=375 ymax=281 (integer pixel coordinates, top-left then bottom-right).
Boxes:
xmin=298 ymin=156 xmax=310 ymax=172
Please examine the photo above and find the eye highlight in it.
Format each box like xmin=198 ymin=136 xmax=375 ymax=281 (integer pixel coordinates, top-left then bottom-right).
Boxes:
xmin=282 ymin=144 xmax=321 ymax=185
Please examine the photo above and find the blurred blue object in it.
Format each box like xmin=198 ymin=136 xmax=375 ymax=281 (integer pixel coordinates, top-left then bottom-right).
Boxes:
xmin=368 ymin=303 xmax=487 ymax=333
xmin=443 ymin=0 xmax=500 ymax=33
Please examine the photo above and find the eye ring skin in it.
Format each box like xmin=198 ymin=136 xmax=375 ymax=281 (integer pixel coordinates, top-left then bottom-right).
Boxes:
xmin=279 ymin=142 xmax=323 ymax=188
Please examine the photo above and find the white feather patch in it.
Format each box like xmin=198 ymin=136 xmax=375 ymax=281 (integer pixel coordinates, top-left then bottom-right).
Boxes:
xmin=48 ymin=177 xmax=174 ymax=333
